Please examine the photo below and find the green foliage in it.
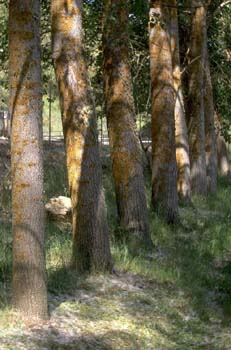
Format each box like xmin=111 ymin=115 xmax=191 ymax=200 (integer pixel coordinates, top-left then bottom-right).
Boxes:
xmin=208 ymin=4 xmax=231 ymax=141
xmin=0 ymin=0 xmax=230 ymax=138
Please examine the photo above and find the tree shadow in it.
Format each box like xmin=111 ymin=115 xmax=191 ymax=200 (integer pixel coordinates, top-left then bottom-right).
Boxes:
xmin=0 ymin=327 xmax=139 ymax=350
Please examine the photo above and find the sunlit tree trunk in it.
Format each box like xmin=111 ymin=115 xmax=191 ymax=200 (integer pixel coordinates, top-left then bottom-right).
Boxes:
xmin=170 ymin=0 xmax=191 ymax=201
xmin=204 ymin=47 xmax=217 ymax=192
xmin=9 ymin=0 xmax=48 ymax=320
xmin=51 ymin=0 xmax=112 ymax=272
xmin=103 ymin=0 xmax=152 ymax=248
xmin=215 ymin=113 xmax=230 ymax=176
xmin=149 ymin=0 xmax=178 ymax=222
xmin=186 ymin=0 xmax=207 ymax=194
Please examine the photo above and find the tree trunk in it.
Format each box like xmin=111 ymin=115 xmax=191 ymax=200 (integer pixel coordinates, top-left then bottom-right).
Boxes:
xmin=51 ymin=0 xmax=112 ymax=272
xmin=214 ymin=113 xmax=230 ymax=176
xmin=204 ymin=47 xmax=217 ymax=192
xmin=149 ymin=0 xmax=178 ymax=223
xmin=9 ymin=0 xmax=48 ymax=320
xmin=170 ymin=0 xmax=191 ymax=201
xmin=186 ymin=0 xmax=207 ymax=194
xmin=102 ymin=0 xmax=152 ymax=248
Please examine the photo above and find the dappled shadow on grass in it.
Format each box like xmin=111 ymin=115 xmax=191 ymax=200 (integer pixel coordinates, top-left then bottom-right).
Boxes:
xmin=30 ymin=173 xmax=231 ymax=349
xmin=215 ymin=260 xmax=231 ymax=324
xmin=137 ymin=175 xmax=231 ymax=344
xmin=1 ymin=134 xmax=231 ymax=350
xmin=0 ymin=328 xmax=123 ymax=350
xmin=173 ymin=179 xmax=231 ymax=321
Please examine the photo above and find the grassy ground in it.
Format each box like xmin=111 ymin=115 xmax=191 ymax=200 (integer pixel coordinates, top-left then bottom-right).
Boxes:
xmin=0 ymin=140 xmax=231 ymax=349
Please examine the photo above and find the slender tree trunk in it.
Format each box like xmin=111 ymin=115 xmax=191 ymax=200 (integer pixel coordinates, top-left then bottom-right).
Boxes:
xmin=170 ymin=0 xmax=191 ymax=201
xmin=215 ymin=113 xmax=230 ymax=176
xmin=102 ymin=0 xmax=152 ymax=248
xmin=9 ymin=0 xmax=48 ymax=320
xmin=149 ymin=0 xmax=178 ymax=223
xmin=51 ymin=0 xmax=112 ymax=272
xmin=204 ymin=47 xmax=217 ymax=192
xmin=186 ymin=0 xmax=207 ymax=194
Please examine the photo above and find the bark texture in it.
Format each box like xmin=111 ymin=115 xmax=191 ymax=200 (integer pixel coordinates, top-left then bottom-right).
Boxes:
xmin=186 ymin=0 xmax=207 ymax=194
xmin=204 ymin=48 xmax=217 ymax=192
xmin=9 ymin=0 xmax=48 ymax=320
xmin=170 ymin=0 xmax=191 ymax=201
xmin=149 ymin=0 xmax=178 ymax=223
xmin=51 ymin=0 xmax=112 ymax=272
xmin=103 ymin=0 xmax=152 ymax=248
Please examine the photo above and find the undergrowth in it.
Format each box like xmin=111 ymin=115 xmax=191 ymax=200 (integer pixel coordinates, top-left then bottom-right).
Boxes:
xmin=0 ymin=142 xmax=231 ymax=349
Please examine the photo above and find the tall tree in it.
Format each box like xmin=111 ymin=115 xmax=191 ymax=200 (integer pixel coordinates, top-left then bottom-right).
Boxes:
xmin=215 ymin=113 xmax=230 ymax=176
xmin=149 ymin=0 xmax=178 ymax=222
xmin=204 ymin=47 xmax=217 ymax=192
xmin=102 ymin=0 xmax=152 ymax=248
xmin=9 ymin=0 xmax=48 ymax=320
xmin=51 ymin=0 xmax=112 ymax=272
xmin=186 ymin=0 xmax=207 ymax=194
xmin=170 ymin=0 xmax=191 ymax=201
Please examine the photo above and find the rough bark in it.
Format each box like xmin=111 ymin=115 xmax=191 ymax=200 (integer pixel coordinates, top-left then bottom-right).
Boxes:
xmin=51 ymin=0 xmax=112 ymax=272
xmin=9 ymin=0 xmax=48 ymax=320
xmin=204 ymin=48 xmax=217 ymax=192
xmin=170 ymin=0 xmax=191 ymax=201
xmin=214 ymin=113 xmax=230 ymax=176
xmin=102 ymin=0 xmax=152 ymax=248
xmin=149 ymin=0 xmax=178 ymax=223
xmin=186 ymin=0 xmax=207 ymax=194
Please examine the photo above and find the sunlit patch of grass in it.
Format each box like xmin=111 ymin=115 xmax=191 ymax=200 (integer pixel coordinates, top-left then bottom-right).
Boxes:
xmin=0 ymin=308 xmax=22 ymax=331
xmin=45 ymin=221 xmax=74 ymax=294
xmin=112 ymin=244 xmax=178 ymax=284
xmin=46 ymin=222 xmax=72 ymax=269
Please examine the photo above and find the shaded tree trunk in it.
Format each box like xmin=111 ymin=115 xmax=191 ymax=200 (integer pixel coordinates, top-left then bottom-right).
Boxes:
xmin=102 ymin=0 xmax=152 ymax=248
xmin=51 ymin=0 xmax=112 ymax=272
xmin=215 ymin=113 xmax=230 ymax=176
xmin=204 ymin=47 xmax=217 ymax=192
xmin=186 ymin=0 xmax=207 ymax=194
xmin=149 ymin=0 xmax=178 ymax=223
xmin=170 ymin=0 xmax=191 ymax=201
xmin=9 ymin=0 xmax=48 ymax=320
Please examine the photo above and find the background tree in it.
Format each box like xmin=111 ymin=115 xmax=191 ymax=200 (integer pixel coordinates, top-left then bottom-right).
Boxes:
xmin=215 ymin=112 xmax=230 ymax=176
xmin=51 ymin=0 xmax=112 ymax=272
xmin=9 ymin=0 xmax=48 ymax=320
xmin=186 ymin=0 xmax=207 ymax=195
xmin=102 ymin=0 xmax=152 ymax=248
xmin=170 ymin=0 xmax=191 ymax=201
xmin=149 ymin=0 xmax=178 ymax=222
xmin=204 ymin=46 xmax=217 ymax=192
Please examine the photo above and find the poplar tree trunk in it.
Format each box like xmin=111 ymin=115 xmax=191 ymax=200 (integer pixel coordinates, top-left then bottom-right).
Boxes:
xmin=186 ymin=0 xmax=207 ymax=194
xmin=9 ymin=0 xmax=48 ymax=320
xmin=215 ymin=113 xmax=230 ymax=176
xmin=149 ymin=0 xmax=178 ymax=223
xmin=204 ymin=48 xmax=217 ymax=192
xmin=51 ymin=0 xmax=112 ymax=272
xmin=170 ymin=0 xmax=191 ymax=201
xmin=103 ymin=0 xmax=152 ymax=248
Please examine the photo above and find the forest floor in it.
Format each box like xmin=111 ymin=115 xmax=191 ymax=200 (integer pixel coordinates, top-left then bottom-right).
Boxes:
xmin=0 ymin=139 xmax=231 ymax=350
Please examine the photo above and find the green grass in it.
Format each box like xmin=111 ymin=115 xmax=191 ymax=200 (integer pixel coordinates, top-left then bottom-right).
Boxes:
xmin=1 ymin=144 xmax=231 ymax=349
